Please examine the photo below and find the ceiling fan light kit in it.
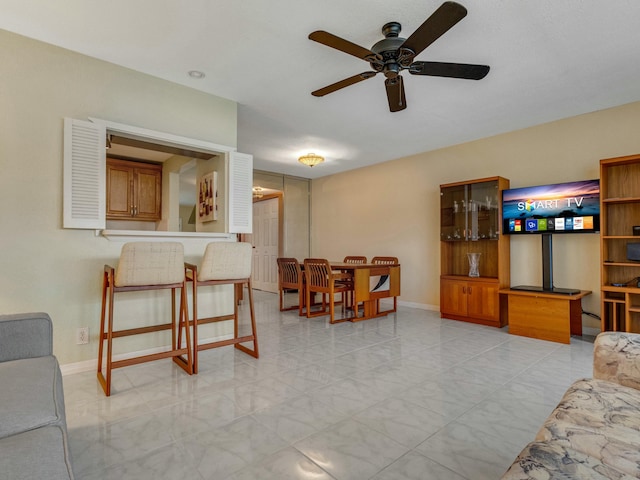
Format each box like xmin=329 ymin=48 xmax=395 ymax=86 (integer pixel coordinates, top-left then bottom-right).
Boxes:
xmin=308 ymin=1 xmax=489 ymax=112
xmin=299 ymin=153 xmax=325 ymax=167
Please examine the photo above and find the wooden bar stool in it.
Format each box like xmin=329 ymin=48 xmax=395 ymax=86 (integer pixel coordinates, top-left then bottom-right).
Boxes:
xmin=97 ymin=242 xmax=193 ymax=396
xmin=184 ymin=242 xmax=258 ymax=374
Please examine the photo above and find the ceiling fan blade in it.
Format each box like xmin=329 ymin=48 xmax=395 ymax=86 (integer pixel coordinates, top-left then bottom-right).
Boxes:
xmin=401 ymin=1 xmax=468 ymax=57
xmin=385 ymin=76 xmax=406 ymax=112
xmin=309 ymin=31 xmax=380 ymax=62
xmin=410 ymin=61 xmax=489 ymax=80
xmin=312 ymin=71 xmax=377 ymax=97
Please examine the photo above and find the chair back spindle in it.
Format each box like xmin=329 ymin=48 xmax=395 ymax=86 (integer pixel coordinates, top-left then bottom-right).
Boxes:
xmin=371 ymin=256 xmax=398 ymax=265
xmin=343 ymin=256 xmax=367 ymax=264
xmin=305 ymin=259 xmax=331 ymax=288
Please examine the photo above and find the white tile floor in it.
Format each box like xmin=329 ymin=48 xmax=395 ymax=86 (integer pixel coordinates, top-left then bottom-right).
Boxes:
xmin=63 ymin=291 xmax=595 ymax=479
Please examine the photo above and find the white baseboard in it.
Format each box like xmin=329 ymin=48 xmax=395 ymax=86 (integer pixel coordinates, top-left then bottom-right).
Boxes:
xmin=60 ymin=333 xmax=234 ymax=376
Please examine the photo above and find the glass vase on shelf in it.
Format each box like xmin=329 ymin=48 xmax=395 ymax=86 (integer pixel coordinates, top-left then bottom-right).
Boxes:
xmin=467 ymin=253 xmax=481 ymax=277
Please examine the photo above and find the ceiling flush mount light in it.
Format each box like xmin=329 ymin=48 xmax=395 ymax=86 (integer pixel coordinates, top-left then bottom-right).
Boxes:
xmin=298 ymin=153 xmax=324 ymax=167
xmin=188 ymin=70 xmax=205 ymax=79
xmin=252 ymin=186 xmax=264 ymax=199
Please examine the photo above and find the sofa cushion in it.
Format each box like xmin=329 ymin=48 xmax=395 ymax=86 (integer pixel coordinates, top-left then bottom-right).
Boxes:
xmin=0 ymin=356 xmax=66 ymax=439
xmin=535 ymin=378 xmax=640 ymax=477
xmin=0 ymin=312 xmax=52 ymax=362
xmin=594 ymin=332 xmax=640 ymax=390
xmin=0 ymin=426 xmax=73 ymax=480
xmin=501 ymin=440 xmax=634 ymax=479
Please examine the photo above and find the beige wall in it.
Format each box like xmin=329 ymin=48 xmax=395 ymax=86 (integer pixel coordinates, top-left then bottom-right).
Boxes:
xmin=311 ymin=100 xmax=640 ymax=331
xmin=0 ymin=30 xmax=238 ymax=365
xmin=160 ymin=155 xmax=194 ymax=232
xmin=283 ymin=177 xmax=310 ymax=259
xmin=180 ymin=205 xmax=197 ymax=232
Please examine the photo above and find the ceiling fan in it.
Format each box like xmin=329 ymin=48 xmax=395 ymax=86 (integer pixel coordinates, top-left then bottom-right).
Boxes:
xmin=308 ymin=1 xmax=489 ymax=112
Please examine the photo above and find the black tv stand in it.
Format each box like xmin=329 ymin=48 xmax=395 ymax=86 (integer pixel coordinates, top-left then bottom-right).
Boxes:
xmin=510 ymin=285 xmax=581 ymax=296
xmin=516 ymin=233 xmax=581 ymax=296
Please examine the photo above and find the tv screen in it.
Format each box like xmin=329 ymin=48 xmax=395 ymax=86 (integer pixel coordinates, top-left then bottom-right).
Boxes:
xmin=502 ymin=179 xmax=600 ymax=235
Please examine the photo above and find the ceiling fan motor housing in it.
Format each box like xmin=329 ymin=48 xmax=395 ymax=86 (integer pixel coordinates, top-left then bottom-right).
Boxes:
xmin=371 ymin=22 xmax=415 ymax=77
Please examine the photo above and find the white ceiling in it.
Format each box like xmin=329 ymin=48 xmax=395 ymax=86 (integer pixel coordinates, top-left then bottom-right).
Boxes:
xmin=2 ymin=0 xmax=640 ymax=179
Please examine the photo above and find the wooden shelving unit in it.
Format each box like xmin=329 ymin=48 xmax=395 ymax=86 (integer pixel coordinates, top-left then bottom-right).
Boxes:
xmin=440 ymin=176 xmax=510 ymax=327
xmin=600 ymin=154 xmax=640 ymax=333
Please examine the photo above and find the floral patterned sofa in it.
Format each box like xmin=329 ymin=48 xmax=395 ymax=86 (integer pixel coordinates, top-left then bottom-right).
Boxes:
xmin=502 ymin=331 xmax=640 ymax=479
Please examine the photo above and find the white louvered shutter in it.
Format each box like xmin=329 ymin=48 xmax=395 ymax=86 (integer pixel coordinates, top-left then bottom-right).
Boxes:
xmin=228 ymin=151 xmax=253 ymax=233
xmin=63 ymin=118 xmax=106 ymax=229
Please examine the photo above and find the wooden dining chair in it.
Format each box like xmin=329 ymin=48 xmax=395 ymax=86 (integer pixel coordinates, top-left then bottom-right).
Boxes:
xmin=371 ymin=256 xmax=399 ymax=313
xmin=342 ymin=256 xmax=367 ymax=309
xmin=97 ymin=242 xmax=193 ymax=396
xmin=184 ymin=242 xmax=258 ymax=374
xmin=304 ymin=258 xmax=352 ymax=324
xmin=277 ymin=257 xmax=304 ymax=315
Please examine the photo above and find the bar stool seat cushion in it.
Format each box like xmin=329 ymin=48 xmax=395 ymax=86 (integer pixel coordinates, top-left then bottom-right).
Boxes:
xmin=198 ymin=242 xmax=253 ymax=281
xmin=114 ymin=242 xmax=185 ymax=287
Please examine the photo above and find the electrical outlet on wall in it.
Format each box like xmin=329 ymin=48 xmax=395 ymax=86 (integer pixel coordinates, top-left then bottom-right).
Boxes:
xmin=76 ymin=327 xmax=89 ymax=345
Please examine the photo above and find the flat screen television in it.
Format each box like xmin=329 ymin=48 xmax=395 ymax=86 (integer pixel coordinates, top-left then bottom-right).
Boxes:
xmin=502 ymin=179 xmax=600 ymax=235
xmin=501 ymin=179 xmax=600 ymax=295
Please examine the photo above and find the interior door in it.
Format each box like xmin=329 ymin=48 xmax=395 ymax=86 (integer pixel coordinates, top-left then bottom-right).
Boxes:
xmin=252 ymin=197 xmax=279 ymax=292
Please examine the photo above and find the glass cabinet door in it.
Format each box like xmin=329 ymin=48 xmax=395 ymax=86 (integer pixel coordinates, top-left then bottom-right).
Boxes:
xmin=441 ymin=180 xmax=500 ymax=242
xmin=440 ymin=185 xmax=466 ymax=241
xmin=469 ymin=181 xmax=499 ymax=240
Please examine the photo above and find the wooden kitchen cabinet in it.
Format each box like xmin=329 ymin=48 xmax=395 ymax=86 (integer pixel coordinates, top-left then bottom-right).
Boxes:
xmin=106 ymin=158 xmax=162 ymax=221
